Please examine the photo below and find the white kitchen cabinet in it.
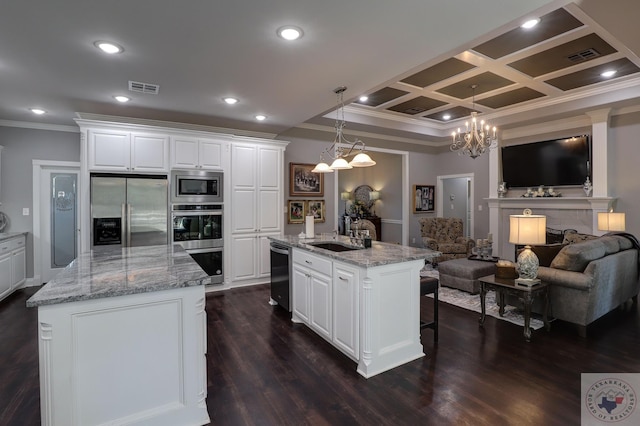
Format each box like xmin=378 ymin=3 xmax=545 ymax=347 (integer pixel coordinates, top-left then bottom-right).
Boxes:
xmin=229 ymin=232 xmax=278 ymax=282
xmin=170 ymin=136 xmax=227 ymax=170
xmin=291 ymin=250 xmax=333 ymax=341
xmin=0 ymin=235 xmax=27 ymax=302
xmin=0 ymin=145 xmax=4 ymax=204
xmin=0 ymin=252 xmax=11 ymax=300
xmin=10 ymin=236 xmax=26 ymax=289
xmin=229 ymin=140 xmax=286 ymax=285
xmin=333 ymin=263 xmax=359 ymax=359
xmin=88 ymin=130 xmax=168 ymax=172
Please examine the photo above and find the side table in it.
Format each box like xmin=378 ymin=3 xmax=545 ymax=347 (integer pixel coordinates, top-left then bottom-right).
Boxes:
xmin=477 ymin=274 xmax=550 ymax=342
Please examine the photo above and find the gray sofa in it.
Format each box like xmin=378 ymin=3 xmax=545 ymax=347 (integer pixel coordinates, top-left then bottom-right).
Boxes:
xmin=532 ymin=234 xmax=639 ymax=336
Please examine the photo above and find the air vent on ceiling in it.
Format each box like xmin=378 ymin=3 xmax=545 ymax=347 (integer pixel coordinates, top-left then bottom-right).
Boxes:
xmin=404 ymin=107 xmax=426 ymax=114
xmin=128 ymin=80 xmax=160 ymax=95
xmin=566 ymin=48 xmax=600 ymax=63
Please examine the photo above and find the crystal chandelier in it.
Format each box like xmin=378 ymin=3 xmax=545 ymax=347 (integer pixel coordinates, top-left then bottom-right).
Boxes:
xmin=450 ymin=85 xmax=498 ymax=159
xmin=312 ymin=86 xmax=376 ymax=173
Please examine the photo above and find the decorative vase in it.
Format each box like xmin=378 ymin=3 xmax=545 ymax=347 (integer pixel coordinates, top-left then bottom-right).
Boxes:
xmin=583 ymin=177 xmax=593 ymax=196
xmin=497 ymin=182 xmax=508 ymax=198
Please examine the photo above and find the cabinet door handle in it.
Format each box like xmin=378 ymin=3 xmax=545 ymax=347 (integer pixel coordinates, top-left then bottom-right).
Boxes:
xmin=339 ymin=276 xmax=347 ymax=281
xmin=305 ymin=260 xmax=312 ymax=265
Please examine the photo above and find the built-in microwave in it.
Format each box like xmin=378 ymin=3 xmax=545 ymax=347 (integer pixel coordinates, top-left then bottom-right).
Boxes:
xmin=170 ymin=170 xmax=223 ymax=204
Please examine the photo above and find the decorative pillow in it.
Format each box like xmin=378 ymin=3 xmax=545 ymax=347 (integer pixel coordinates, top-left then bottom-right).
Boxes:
xmin=531 ymin=243 xmax=567 ymax=267
xmin=550 ymin=240 xmax=606 ymax=272
xmin=563 ymin=232 xmax=598 ymax=244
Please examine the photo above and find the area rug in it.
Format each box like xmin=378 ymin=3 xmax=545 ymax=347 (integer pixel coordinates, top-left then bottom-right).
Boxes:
xmin=421 ymin=269 xmax=544 ymax=330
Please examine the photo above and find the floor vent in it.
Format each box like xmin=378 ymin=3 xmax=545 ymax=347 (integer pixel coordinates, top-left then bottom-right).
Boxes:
xmin=128 ymin=81 xmax=160 ymax=95
xmin=566 ymin=48 xmax=600 ymax=63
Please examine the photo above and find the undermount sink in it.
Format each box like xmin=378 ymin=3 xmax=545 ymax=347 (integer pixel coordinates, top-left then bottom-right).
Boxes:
xmin=307 ymin=242 xmax=362 ymax=252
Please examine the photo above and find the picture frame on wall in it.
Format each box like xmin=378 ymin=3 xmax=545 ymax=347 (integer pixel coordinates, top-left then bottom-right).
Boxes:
xmin=306 ymin=200 xmax=325 ymax=223
xmin=290 ymin=163 xmax=324 ymax=196
xmin=287 ymin=200 xmax=306 ymax=224
xmin=413 ymin=184 xmax=435 ymax=213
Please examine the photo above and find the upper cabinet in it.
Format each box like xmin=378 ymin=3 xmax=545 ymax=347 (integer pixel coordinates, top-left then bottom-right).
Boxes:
xmin=88 ymin=130 xmax=168 ymax=173
xmin=170 ymin=136 xmax=227 ymax=170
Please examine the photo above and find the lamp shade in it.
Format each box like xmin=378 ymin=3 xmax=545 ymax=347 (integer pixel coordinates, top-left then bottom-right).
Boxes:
xmin=509 ymin=210 xmax=546 ymax=245
xmin=598 ymin=212 xmax=625 ymax=231
xmin=341 ymin=191 xmax=351 ymax=201
xmin=311 ymin=162 xmax=334 ymax=173
xmin=329 ymin=158 xmax=352 ymax=170
xmin=369 ymin=191 xmax=380 ymax=201
xmin=349 ymin=152 xmax=376 ymax=167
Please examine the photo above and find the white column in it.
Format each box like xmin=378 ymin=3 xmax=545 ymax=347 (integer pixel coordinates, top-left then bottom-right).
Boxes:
xmin=585 ymin=109 xmax=611 ymax=198
xmin=488 ymin=145 xmax=500 ymax=256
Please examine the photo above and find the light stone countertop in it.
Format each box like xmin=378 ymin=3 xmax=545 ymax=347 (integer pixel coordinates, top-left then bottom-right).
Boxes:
xmin=27 ymin=244 xmax=210 ymax=308
xmin=269 ymin=235 xmax=440 ymax=268
xmin=0 ymin=232 xmax=28 ymax=242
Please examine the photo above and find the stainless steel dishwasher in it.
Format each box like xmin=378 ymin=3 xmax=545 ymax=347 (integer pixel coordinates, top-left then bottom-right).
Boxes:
xmin=269 ymin=242 xmax=291 ymax=311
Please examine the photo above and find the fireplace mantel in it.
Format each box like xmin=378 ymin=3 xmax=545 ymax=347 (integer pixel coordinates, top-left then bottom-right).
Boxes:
xmin=487 ymin=196 xmax=616 ymax=260
xmin=486 ymin=197 xmax=615 ymax=211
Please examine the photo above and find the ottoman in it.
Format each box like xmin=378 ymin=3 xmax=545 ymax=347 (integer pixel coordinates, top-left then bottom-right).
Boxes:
xmin=438 ymin=258 xmax=496 ymax=294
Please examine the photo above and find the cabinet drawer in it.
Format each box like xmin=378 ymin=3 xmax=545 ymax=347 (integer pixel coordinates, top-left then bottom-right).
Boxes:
xmin=9 ymin=236 xmax=25 ymax=251
xmin=0 ymin=241 xmax=11 ymax=256
xmin=293 ymin=250 xmax=332 ymax=277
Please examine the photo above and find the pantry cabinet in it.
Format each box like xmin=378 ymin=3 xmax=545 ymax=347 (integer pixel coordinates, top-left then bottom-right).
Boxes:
xmin=229 ymin=140 xmax=287 ymax=285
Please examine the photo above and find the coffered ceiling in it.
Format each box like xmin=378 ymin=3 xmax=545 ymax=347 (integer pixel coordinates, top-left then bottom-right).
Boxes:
xmin=1 ymin=0 xmax=639 ymax=148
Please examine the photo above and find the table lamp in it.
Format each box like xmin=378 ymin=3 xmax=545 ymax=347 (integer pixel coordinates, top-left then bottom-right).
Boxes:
xmin=597 ymin=210 xmax=625 ymax=232
xmin=340 ymin=191 xmax=351 ymax=215
xmin=369 ymin=191 xmax=380 ymax=216
xmin=509 ymin=208 xmax=546 ymax=286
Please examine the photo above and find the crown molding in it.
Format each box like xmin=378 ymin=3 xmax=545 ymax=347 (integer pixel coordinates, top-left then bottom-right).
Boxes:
xmin=295 ymin=122 xmax=441 ymax=147
xmin=74 ymin=113 xmax=278 ymax=140
xmin=0 ymin=119 xmax=79 ymax=133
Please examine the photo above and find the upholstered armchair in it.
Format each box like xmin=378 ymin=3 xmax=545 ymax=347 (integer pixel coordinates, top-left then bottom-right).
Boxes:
xmin=419 ymin=217 xmax=475 ymax=263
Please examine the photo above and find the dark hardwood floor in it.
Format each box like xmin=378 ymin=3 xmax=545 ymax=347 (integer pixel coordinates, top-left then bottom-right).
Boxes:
xmin=2 ymin=284 xmax=639 ymax=425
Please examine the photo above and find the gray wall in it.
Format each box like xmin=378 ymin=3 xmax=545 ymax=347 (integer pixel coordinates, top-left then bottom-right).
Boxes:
xmin=338 ymin=151 xmax=402 ymax=242
xmin=0 ymin=126 xmax=81 ymax=278
xmin=609 ymin=110 xmax=640 ymax=237
xmin=442 ymin=177 xmax=469 ymax=225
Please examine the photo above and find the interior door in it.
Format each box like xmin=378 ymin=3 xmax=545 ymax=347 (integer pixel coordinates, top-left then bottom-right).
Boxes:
xmin=41 ymin=167 xmax=80 ymax=283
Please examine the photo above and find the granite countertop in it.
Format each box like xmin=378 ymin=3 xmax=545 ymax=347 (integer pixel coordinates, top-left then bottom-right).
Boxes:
xmin=0 ymin=232 xmax=28 ymax=242
xmin=269 ymin=235 xmax=440 ymax=268
xmin=27 ymin=244 xmax=210 ymax=308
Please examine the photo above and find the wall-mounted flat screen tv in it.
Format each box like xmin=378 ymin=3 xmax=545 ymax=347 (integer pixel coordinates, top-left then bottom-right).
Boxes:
xmin=501 ymin=135 xmax=590 ymax=188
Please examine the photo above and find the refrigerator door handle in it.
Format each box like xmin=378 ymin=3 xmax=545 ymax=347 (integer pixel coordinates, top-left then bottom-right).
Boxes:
xmin=126 ymin=203 xmax=132 ymax=247
xmin=121 ymin=203 xmax=127 ymax=247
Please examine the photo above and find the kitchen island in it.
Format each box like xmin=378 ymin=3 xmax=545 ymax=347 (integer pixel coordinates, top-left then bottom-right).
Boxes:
xmin=27 ymin=244 xmax=210 ymax=426
xmin=269 ymin=235 xmax=440 ymax=378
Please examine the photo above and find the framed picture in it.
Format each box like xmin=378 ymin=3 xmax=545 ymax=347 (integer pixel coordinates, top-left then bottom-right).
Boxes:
xmin=290 ymin=163 xmax=323 ymax=197
xmin=306 ymin=200 xmax=325 ymax=223
xmin=287 ymin=200 xmax=306 ymax=224
xmin=413 ymin=184 xmax=435 ymax=213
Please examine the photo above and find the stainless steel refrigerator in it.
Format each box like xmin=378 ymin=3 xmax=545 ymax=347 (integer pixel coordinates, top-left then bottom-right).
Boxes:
xmin=91 ymin=175 xmax=168 ymax=248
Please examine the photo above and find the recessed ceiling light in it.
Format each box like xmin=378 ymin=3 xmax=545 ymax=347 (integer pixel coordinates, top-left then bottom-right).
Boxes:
xmin=277 ymin=26 xmax=303 ymax=41
xmin=94 ymin=41 xmax=124 ymax=54
xmin=30 ymin=108 xmax=46 ymax=115
xmin=359 ymin=96 xmax=369 ymax=102
xmin=114 ymin=95 xmax=130 ymax=103
xmin=223 ymin=97 xmax=239 ymax=105
xmin=442 ymin=114 xmax=451 ymax=120
xmin=601 ymin=70 xmax=617 ymax=78
xmin=521 ymin=18 xmax=540 ymax=29
xmin=255 ymin=115 xmax=267 ymax=121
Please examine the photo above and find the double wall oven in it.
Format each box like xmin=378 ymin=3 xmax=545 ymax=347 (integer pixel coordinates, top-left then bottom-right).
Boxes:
xmin=171 ymin=170 xmax=224 ymax=285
